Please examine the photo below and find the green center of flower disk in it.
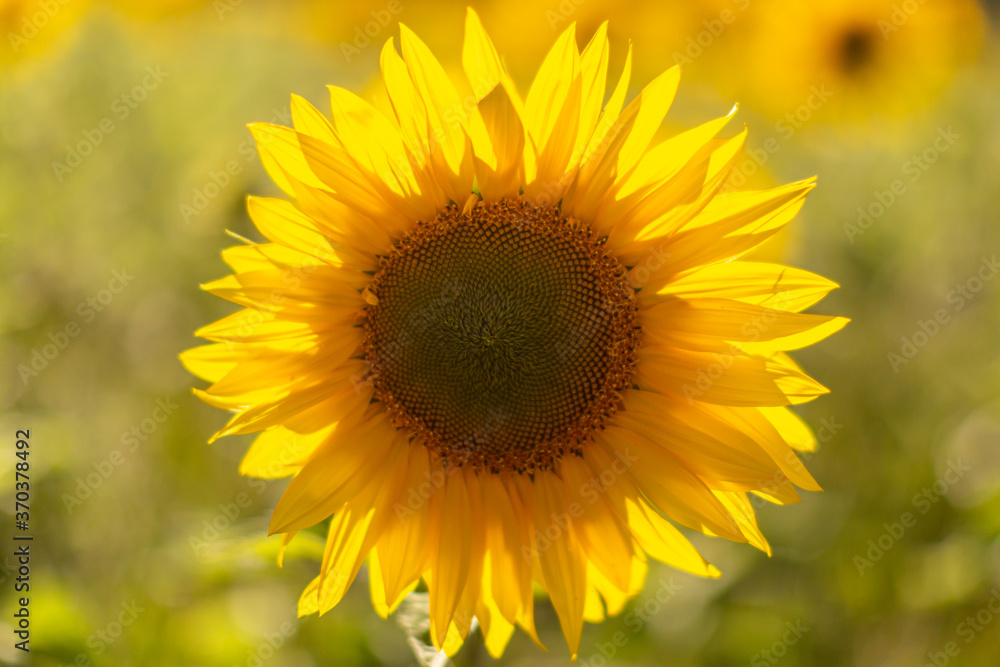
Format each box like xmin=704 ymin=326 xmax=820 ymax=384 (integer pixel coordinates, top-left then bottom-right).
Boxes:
xmin=363 ymin=197 xmax=640 ymax=474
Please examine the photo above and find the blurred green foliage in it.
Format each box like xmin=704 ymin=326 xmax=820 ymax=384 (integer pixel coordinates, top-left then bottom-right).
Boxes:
xmin=2 ymin=2 xmax=1000 ymax=666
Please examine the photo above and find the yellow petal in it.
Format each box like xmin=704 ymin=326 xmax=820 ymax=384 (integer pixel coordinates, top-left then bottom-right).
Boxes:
xmin=268 ymin=414 xmax=398 ymax=534
xmin=576 ymin=41 xmax=631 ymax=170
xmin=700 ymin=405 xmax=821 ymax=492
xmin=239 ymin=424 xmax=335 ymax=479
xmin=380 ymin=37 xmax=432 ymax=169
xmin=642 ymin=297 xmax=844 ymax=349
xmin=612 ymin=65 xmax=682 ymax=175
xmin=583 ymin=572 xmax=605 ymax=623
xmin=442 ymin=471 xmax=487 ymax=651
xmin=503 ymin=478 xmax=546 ymax=651
xmin=737 ymin=317 xmax=849 ymax=355
xmin=220 ymin=244 xmax=274 ymax=274
xmin=612 ymin=129 xmax=749 ymax=258
xmin=635 ymin=344 xmax=829 ymax=407
xmin=315 ymin=443 xmax=414 ymax=613
xmin=247 ymin=122 xmax=327 ymax=196
xmin=315 ymin=503 xmax=376 ymax=613
xmin=523 ymin=23 xmax=579 ymax=163
xmin=440 ymin=620 xmax=467 ymax=657
xmin=374 ymin=445 xmax=431 ymax=607
xmin=618 ymin=390 xmax=801 ymax=498
xmin=207 ymin=332 xmax=360 ymax=400
xmin=426 ymin=468 xmax=472 ymax=649
xmin=567 ymin=65 xmax=679 ymax=218
xmin=572 ymin=21 xmax=609 ymax=165
xmin=627 ymin=496 xmax=720 ymax=578
xmin=296 ymin=131 xmax=410 ymax=232
xmin=616 ymin=112 xmax=736 ymax=200
xmin=713 ymin=491 xmax=771 ymax=555
xmin=326 ymin=85 xmax=438 ymax=221
xmin=369 ymin=551 xmax=420 ymax=619
xmin=594 ymin=111 xmax=736 ymax=243
xmin=656 ymin=261 xmax=840 ymax=312
xmin=246 ymin=196 xmax=342 ymax=265
xmin=179 ymin=343 xmax=240 ymax=383
xmin=206 ymin=359 xmax=369 ymax=438
xmin=476 ymin=559 xmax=517 ymax=658
xmin=586 ymin=555 xmax=647 ymax=618
xmin=297 ymin=575 xmax=321 ymax=616
xmin=462 ymin=8 xmax=503 ymax=100
xmin=475 ymin=83 xmax=526 ymax=201
xmin=640 ymin=178 xmax=816 ymax=289
xmin=399 ymin=24 xmax=474 ymax=200
xmin=269 ymin=378 xmax=372 ymax=436
xmin=289 ymin=93 xmax=338 ymax=145
xmin=287 ymin=178 xmax=390 ymax=260
xmin=759 ymin=406 xmax=819 ymax=452
xmin=523 ymin=471 xmax=586 ymax=658
xmin=477 ymin=475 xmax=528 ymax=627
xmin=559 ymin=455 xmax=634 ymax=592
xmin=594 ymin=427 xmax=744 ymax=542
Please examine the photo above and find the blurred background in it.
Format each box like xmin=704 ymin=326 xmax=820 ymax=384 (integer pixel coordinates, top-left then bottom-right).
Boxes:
xmin=2 ymin=0 xmax=1000 ymax=665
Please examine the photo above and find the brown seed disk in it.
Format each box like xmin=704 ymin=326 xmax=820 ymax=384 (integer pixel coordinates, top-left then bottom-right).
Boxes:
xmin=362 ymin=197 xmax=640 ymax=474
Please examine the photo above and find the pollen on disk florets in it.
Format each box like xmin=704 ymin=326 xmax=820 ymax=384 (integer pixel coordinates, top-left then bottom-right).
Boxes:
xmin=362 ymin=197 xmax=641 ymax=474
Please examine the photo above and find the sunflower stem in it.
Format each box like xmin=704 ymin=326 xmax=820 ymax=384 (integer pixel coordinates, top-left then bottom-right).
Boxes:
xmin=395 ymin=591 xmax=484 ymax=667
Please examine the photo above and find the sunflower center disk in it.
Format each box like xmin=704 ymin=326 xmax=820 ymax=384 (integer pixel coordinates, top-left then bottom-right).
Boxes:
xmin=363 ymin=197 xmax=640 ymax=474
xmin=838 ymin=26 xmax=877 ymax=74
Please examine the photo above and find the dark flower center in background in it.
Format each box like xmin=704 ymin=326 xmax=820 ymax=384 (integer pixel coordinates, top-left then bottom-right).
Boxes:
xmin=838 ymin=25 xmax=878 ymax=75
xmin=363 ymin=198 xmax=640 ymax=474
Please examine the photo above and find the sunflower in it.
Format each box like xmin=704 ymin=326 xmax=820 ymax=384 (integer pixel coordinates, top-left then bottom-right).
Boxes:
xmin=728 ymin=0 xmax=984 ymax=122
xmin=1 ymin=0 xmax=92 ymax=66
xmin=182 ymin=9 xmax=845 ymax=659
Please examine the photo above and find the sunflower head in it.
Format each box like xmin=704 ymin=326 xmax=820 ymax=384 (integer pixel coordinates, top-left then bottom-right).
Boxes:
xmin=183 ymin=8 xmax=845 ymax=659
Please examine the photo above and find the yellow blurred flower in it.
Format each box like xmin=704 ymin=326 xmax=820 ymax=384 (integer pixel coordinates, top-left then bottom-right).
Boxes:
xmin=623 ymin=0 xmax=748 ymax=82
xmin=476 ymin=0 xmax=743 ymax=84
xmin=105 ymin=0 xmax=210 ymax=20
xmin=184 ymin=8 xmax=844 ymax=659
xmin=728 ymin=0 xmax=984 ymax=122
xmin=1 ymin=0 xmax=91 ymax=66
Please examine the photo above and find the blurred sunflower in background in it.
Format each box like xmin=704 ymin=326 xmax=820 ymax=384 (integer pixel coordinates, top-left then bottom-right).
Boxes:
xmin=1 ymin=0 xmax=91 ymax=66
xmin=105 ymin=0 xmax=212 ymax=20
xmin=729 ymin=0 xmax=984 ymax=124
xmin=183 ymin=8 xmax=845 ymax=661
